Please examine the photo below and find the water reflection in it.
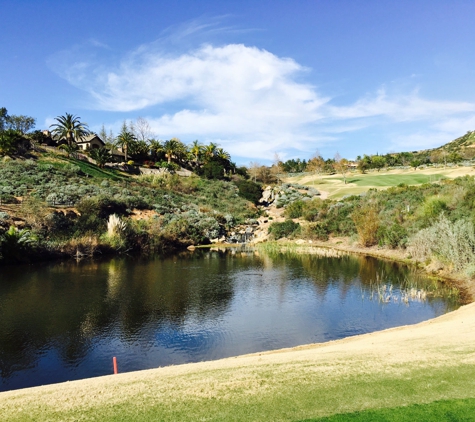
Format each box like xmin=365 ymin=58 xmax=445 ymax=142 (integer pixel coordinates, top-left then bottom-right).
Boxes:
xmin=0 ymin=249 xmax=458 ymax=391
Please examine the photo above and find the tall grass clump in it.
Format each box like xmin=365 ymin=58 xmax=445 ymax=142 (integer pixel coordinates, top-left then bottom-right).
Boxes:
xmin=409 ymin=214 xmax=475 ymax=272
xmin=351 ymin=203 xmax=380 ymax=246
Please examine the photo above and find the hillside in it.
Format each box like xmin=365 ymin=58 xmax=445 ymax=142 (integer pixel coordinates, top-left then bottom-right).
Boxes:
xmin=433 ymin=130 xmax=475 ymax=154
xmin=0 ymin=150 xmax=261 ymax=263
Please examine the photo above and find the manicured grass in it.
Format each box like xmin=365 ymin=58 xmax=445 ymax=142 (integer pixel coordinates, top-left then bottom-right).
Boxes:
xmin=40 ymin=155 xmax=129 ymax=181
xmin=62 ymin=156 xmax=129 ymax=180
xmin=338 ymin=173 xmax=445 ymax=187
xmin=2 ymin=360 xmax=475 ymax=421
xmin=302 ymin=397 xmax=475 ymax=421
xmin=292 ymin=169 xmax=459 ymax=199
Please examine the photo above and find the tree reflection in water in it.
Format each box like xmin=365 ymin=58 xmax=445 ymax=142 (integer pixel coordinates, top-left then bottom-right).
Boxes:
xmin=0 ymin=249 xmax=458 ymax=391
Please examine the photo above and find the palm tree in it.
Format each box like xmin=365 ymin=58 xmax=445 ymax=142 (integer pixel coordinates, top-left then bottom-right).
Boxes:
xmin=203 ymin=142 xmax=218 ymax=162
xmin=58 ymin=142 xmax=79 ymax=158
xmin=163 ymin=138 xmax=186 ymax=164
xmin=115 ymin=127 xmax=136 ymax=162
xmin=49 ymin=113 xmax=90 ymax=147
xmin=189 ymin=140 xmax=204 ymax=166
xmin=216 ymin=147 xmax=232 ymax=174
xmin=89 ymin=147 xmax=112 ymax=168
xmin=149 ymin=139 xmax=163 ymax=162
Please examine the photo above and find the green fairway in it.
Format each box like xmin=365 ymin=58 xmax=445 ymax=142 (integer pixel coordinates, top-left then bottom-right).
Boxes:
xmin=304 ymin=397 xmax=475 ymax=421
xmin=290 ymin=169 xmax=460 ymax=199
xmin=339 ymin=173 xmax=445 ymax=187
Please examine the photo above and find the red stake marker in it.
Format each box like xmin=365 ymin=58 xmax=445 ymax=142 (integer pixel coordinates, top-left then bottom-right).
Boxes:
xmin=113 ymin=356 xmax=118 ymax=374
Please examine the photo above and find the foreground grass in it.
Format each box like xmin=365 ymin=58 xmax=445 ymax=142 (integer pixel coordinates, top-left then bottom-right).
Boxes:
xmin=2 ymin=362 xmax=474 ymax=421
xmin=304 ymin=398 xmax=475 ymax=421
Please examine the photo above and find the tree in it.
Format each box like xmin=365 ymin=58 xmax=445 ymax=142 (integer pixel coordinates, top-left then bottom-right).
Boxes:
xmin=447 ymin=151 xmax=463 ymax=164
xmin=149 ymin=139 xmax=164 ymax=162
xmin=371 ymin=155 xmax=386 ymax=172
xmin=132 ymin=117 xmax=153 ymax=142
xmin=115 ymin=122 xmax=137 ymax=162
xmin=357 ymin=155 xmax=371 ymax=174
xmin=0 ymin=129 xmax=23 ymax=156
xmin=89 ymin=147 xmax=112 ymax=168
xmin=307 ymin=150 xmax=325 ymax=175
xmin=163 ymin=138 xmax=186 ymax=164
xmin=50 ymin=113 xmax=90 ymax=147
xmin=410 ymin=159 xmax=422 ymax=170
xmin=270 ymin=153 xmax=284 ymax=184
xmin=7 ymin=115 xmax=36 ymax=134
xmin=58 ymin=142 xmax=79 ymax=158
xmin=189 ymin=140 xmax=204 ymax=166
xmin=99 ymin=124 xmax=108 ymax=143
xmin=248 ymin=161 xmax=260 ymax=182
xmin=129 ymin=140 xmax=149 ymax=161
xmin=215 ymin=147 xmax=232 ymax=174
xmin=203 ymin=142 xmax=218 ymax=162
xmin=0 ymin=107 xmax=8 ymax=132
xmin=333 ymin=152 xmax=349 ymax=184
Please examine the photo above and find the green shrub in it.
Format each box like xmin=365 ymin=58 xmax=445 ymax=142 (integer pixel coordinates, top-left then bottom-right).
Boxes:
xmin=234 ymin=179 xmax=262 ymax=204
xmin=0 ymin=226 xmax=37 ymax=262
xmin=201 ymin=161 xmax=225 ymax=180
xmin=268 ymin=219 xmax=301 ymax=239
xmin=302 ymin=222 xmax=329 ymax=241
xmin=416 ymin=196 xmax=448 ymax=227
xmin=284 ymin=200 xmax=305 ymax=219
xmin=377 ymin=223 xmax=408 ymax=248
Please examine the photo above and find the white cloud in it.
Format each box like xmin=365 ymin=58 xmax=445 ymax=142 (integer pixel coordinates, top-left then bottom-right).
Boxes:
xmin=388 ymin=131 xmax=456 ymax=151
xmin=49 ymin=25 xmax=475 ymax=161
xmin=327 ymin=88 xmax=475 ymax=122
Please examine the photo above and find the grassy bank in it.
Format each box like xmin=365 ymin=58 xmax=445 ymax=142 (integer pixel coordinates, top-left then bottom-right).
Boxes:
xmin=1 ymin=302 xmax=475 ymax=421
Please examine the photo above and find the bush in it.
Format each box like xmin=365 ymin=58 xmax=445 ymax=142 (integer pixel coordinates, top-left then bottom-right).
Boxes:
xmin=234 ymin=179 xmax=262 ymax=204
xmin=201 ymin=161 xmax=225 ymax=180
xmin=409 ymin=215 xmax=475 ymax=271
xmin=268 ymin=219 xmax=301 ymax=240
xmin=351 ymin=203 xmax=380 ymax=246
xmin=377 ymin=223 xmax=407 ymax=248
xmin=284 ymin=200 xmax=305 ymax=219
xmin=302 ymin=222 xmax=329 ymax=241
xmin=416 ymin=196 xmax=448 ymax=227
xmin=75 ymin=197 xmax=128 ymax=234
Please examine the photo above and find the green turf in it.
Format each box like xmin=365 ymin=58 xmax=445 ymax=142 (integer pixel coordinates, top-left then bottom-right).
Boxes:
xmin=335 ymin=173 xmax=445 ymax=187
xmin=40 ymin=155 xmax=129 ymax=181
xmin=3 ymin=362 xmax=475 ymax=421
xmin=301 ymin=397 xmax=475 ymax=421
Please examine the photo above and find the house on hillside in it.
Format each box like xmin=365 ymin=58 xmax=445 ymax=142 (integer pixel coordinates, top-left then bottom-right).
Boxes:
xmin=76 ymin=134 xmax=105 ymax=151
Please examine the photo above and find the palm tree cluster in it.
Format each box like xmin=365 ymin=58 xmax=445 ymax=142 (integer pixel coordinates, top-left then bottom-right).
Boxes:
xmin=47 ymin=115 xmax=235 ymax=178
xmin=111 ymin=121 xmax=234 ymax=178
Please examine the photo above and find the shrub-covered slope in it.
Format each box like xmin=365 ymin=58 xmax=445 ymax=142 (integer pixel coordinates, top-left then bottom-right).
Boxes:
xmin=0 ymin=155 xmax=260 ymax=262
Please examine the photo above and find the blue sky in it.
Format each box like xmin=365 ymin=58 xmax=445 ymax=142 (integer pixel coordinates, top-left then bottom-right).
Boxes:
xmin=2 ymin=0 xmax=475 ymax=164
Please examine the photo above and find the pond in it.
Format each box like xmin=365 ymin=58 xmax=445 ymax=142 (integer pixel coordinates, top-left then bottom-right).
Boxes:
xmin=0 ymin=248 xmax=459 ymax=392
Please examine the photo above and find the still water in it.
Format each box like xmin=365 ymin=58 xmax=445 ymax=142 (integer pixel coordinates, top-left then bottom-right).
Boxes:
xmin=0 ymin=248 xmax=458 ymax=391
